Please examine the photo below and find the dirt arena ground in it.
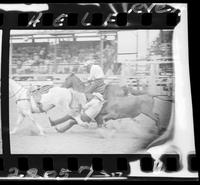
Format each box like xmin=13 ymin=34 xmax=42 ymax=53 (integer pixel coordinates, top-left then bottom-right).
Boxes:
xmin=9 ymin=97 xmax=172 ymax=154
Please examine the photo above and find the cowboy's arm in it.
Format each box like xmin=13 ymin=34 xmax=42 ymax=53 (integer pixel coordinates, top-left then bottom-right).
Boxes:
xmin=88 ymin=65 xmax=95 ymax=81
xmin=82 ymin=102 xmax=91 ymax=110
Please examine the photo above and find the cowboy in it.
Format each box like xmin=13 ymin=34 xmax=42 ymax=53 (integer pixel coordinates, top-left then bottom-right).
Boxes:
xmin=73 ymin=60 xmax=106 ymax=127
xmin=84 ymin=59 xmax=105 ymax=94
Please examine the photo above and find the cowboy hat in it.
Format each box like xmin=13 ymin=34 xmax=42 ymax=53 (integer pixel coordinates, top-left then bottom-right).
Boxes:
xmin=84 ymin=59 xmax=95 ymax=66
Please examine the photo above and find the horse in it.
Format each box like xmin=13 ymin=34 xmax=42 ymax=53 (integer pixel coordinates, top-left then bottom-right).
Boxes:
xmin=49 ymin=74 xmax=161 ymax=133
xmin=62 ymin=73 xmax=129 ymax=99
xmin=9 ymin=78 xmax=86 ymax=135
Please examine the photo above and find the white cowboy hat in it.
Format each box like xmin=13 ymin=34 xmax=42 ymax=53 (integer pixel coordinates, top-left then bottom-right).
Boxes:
xmin=84 ymin=59 xmax=94 ymax=66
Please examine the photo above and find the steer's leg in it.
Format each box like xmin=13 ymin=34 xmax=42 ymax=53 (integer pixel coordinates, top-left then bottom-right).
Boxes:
xmin=10 ymin=113 xmax=25 ymax=134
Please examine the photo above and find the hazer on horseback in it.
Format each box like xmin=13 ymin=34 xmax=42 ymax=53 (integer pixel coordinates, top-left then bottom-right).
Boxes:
xmin=50 ymin=71 xmax=163 ymax=134
xmin=49 ymin=63 xmax=131 ymax=132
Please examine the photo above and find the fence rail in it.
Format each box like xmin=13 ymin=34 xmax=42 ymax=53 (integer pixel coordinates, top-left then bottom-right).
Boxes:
xmin=11 ymin=74 xmax=174 ymax=96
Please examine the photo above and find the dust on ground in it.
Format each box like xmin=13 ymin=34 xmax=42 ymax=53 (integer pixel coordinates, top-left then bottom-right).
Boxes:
xmin=9 ymin=98 xmax=172 ymax=154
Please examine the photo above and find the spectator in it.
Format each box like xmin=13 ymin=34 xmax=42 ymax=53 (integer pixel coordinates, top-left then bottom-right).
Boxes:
xmin=31 ymin=53 xmax=43 ymax=73
xmin=32 ymin=53 xmax=43 ymax=66
xmin=39 ymin=62 xmax=48 ymax=74
xmin=103 ymin=42 xmax=116 ymax=74
xmin=39 ymin=48 xmax=47 ymax=59
xmin=16 ymin=60 xmax=23 ymax=73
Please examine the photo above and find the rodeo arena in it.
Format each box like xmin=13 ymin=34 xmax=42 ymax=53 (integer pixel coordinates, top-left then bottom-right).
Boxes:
xmin=9 ymin=30 xmax=174 ymax=154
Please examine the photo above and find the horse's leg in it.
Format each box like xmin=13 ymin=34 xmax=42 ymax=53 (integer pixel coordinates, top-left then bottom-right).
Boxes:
xmin=10 ymin=113 xmax=25 ymax=134
xmin=142 ymin=112 xmax=160 ymax=130
xmin=27 ymin=113 xmax=45 ymax=135
xmin=55 ymin=119 xmax=77 ymax=133
xmin=103 ymin=112 xmax=118 ymax=122
xmin=95 ymin=114 xmax=105 ymax=128
xmin=97 ymin=113 xmax=118 ymax=138
xmin=141 ymin=97 xmax=161 ymax=130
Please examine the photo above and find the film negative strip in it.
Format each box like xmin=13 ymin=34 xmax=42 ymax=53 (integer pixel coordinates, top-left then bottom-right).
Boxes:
xmin=0 ymin=2 xmax=199 ymax=181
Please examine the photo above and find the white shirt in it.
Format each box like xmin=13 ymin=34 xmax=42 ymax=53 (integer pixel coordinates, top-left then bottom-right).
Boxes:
xmin=88 ymin=65 xmax=104 ymax=81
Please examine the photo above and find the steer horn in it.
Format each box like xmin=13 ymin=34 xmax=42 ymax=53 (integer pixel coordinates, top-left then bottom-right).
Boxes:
xmin=49 ymin=114 xmax=74 ymax=126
